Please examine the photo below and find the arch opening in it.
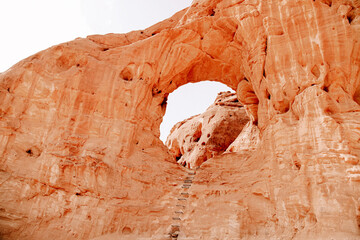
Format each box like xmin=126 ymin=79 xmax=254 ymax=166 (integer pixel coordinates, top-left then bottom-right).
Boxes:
xmin=160 ymin=81 xmax=250 ymax=169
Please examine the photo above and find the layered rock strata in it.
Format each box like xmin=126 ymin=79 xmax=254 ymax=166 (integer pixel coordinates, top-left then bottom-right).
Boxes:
xmin=0 ymin=0 xmax=359 ymax=239
xmin=166 ymin=91 xmax=249 ymax=168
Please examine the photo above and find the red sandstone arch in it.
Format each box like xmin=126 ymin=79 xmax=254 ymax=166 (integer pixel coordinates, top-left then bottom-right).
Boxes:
xmin=0 ymin=0 xmax=360 ymax=239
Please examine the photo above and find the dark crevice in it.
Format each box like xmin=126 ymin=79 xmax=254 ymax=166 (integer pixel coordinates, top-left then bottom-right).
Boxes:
xmin=347 ymin=16 xmax=353 ymax=24
xmin=209 ymin=9 xmax=215 ymax=16
xmin=244 ymin=77 xmax=249 ymax=82
xmin=263 ymin=38 xmax=268 ymax=78
xmin=264 ymin=37 xmax=268 ymax=55
xmin=7 ymin=88 xmax=10 ymax=92
xmin=323 ymin=86 xmax=329 ymax=92
xmin=152 ymin=87 xmax=162 ymax=96
xmin=102 ymin=48 xmax=109 ymax=51
xmin=160 ymin=95 xmax=168 ymax=109
xmin=26 ymin=149 xmax=33 ymax=156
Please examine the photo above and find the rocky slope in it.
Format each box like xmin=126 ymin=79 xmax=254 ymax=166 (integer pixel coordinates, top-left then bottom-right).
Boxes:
xmin=0 ymin=0 xmax=360 ymax=239
xmin=166 ymin=91 xmax=249 ymax=168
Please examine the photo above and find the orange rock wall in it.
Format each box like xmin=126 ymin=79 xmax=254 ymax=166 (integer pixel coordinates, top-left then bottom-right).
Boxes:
xmin=0 ymin=0 xmax=359 ymax=239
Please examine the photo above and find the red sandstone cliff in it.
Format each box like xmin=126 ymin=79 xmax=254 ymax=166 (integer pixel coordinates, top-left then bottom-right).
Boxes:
xmin=0 ymin=0 xmax=360 ymax=239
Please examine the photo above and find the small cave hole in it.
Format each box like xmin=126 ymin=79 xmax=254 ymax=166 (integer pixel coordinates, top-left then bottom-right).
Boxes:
xmin=193 ymin=136 xmax=200 ymax=142
xmin=26 ymin=149 xmax=33 ymax=156
xmin=26 ymin=149 xmax=33 ymax=155
xmin=140 ymin=31 xmax=144 ymax=34
xmin=152 ymin=87 xmax=162 ymax=96
xmin=76 ymin=64 xmax=80 ymax=67
xmin=347 ymin=16 xmax=353 ymax=24
xmin=201 ymin=142 xmax=205 ymax=146
xmin=207 ymin=134 xmax=211 ymax=138
xmin=152 ymin=33 xmax=156 ymax=36
xmin=209 ymin=9 xmax=215 ymax=16
xmin=122 ymin=227 xmax=132 ymax=234
xmin=102 ymin=48 xmax=109 ymax=51
xmin=268 ymin=94 xmax=271 ymax=100
xmin=120 ymin=68 xmax=133 ymax=81
xmin=75 ymin=193 xmax=80 ymax=196
xmin=7 ymin=88 xmax=10 ymax=92
xmin=323 ymin=86 xmax=329 ymax=92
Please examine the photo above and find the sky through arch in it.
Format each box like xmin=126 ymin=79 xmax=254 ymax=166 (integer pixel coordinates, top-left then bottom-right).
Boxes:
xmin=160 ymin=81 xmax=234 ymax=142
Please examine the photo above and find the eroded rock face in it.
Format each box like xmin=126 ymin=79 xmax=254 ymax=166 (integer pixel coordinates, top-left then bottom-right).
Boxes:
xmin=0 ymin=0 xmax=360 ymax=239
xmin=166 ymin=92 xmax=249 ymax=168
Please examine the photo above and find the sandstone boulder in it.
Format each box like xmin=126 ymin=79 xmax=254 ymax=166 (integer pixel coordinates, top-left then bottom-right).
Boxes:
xmin=166 ymin=91 xmax=249 ymax=168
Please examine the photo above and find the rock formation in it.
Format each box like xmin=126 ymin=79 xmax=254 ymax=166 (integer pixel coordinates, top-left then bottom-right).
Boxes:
xmin=166 ymin=91 xmax=249 ymax=168
xmin=0 ymin=0 xmax=360 ymax=239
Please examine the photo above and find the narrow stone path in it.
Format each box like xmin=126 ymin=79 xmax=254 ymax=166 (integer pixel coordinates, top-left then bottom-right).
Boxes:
xmin=168 ymin=170 xmax=197 ymax=239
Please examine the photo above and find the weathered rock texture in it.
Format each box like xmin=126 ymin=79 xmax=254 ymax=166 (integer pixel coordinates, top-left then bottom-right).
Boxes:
xmin=166 ymin=91 xmax=249 ymax=168
xmin=0 ymin=0 xmax=360 ymax=239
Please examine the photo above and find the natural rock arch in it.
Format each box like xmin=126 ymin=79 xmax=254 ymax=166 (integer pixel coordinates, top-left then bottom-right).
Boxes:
xmin=0 ymin=0 xmax=360 ymax=239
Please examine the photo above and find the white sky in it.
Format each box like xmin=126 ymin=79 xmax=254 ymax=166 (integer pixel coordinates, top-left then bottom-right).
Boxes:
xmin=0 ymin=0 xmax=232 ymax=142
